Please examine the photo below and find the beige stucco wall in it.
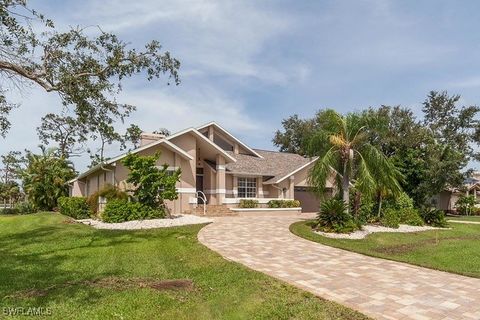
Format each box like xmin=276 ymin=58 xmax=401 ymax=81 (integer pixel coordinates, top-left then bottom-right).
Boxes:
xmin=434 ymin=191 xmax=458 ymax=211
xmin=169 ymin=134 xmax=196 ymax=190
xmin=71 ymin=180 xmax=86 ymax=197
xmin=79 ymin=140 xmax=198 ymax=214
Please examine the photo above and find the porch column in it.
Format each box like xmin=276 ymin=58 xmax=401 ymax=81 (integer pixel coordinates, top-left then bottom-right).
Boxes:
xmin=257 ymin=177 xmax=263 ymax=198
xmin=233 ymin=176 xmax=238 ymax=198
xmin=216 ymin=154 xmax=226 ymax=205
xmin=288 ymin=176 xmax=295 ymax=199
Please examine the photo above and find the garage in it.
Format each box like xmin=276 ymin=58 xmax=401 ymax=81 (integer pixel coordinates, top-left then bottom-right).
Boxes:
xmin=294 ymin=187 xmax=320 ymax=213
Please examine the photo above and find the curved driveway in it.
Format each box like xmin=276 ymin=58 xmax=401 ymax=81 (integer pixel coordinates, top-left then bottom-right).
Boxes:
xmin=198 ymin=214 xmax=480 ymax=320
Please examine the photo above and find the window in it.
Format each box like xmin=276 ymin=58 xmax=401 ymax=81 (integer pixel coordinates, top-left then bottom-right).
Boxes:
xmin=213 ymin=134 xmax=234 ymax=151
xmin=238 ymin=177 xmax=256 ymax=198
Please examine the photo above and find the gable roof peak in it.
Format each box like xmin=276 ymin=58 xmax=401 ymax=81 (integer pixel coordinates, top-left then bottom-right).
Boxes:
xmin=196 ymin=121 xmax=263 ymax=159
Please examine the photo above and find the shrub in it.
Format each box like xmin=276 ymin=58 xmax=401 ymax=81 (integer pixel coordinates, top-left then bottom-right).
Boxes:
xmin=455 ymin=194 xmax=477 ymax=215
xmin=421 ymin=208 xmax=448 ymax=227
xmin=472 ymin=207 xmax=480 ymax=216
xmin=239 ymin=199 xmax=259 ymax=208
xmin=398 ymin=208 xmax=423 ymax=226
xmin=87 ymin=184 xmax=128 ymax=214
xmin=58 ymin=197 xmax=91 ymax=219
xmin=101 ymin=199 xmax=165 ymax=223
xmin=380 ymin=208 xmax=400 ymax=228
xmin=267 ymin=199 xmax=301 ymax=208
xmin=383 ymin=192 xmax=414 ymax=212
xmin=354 ymin=195 xmax=376 ymax=224
xmin=14 ymin=201 xmax=37 ymax=214
xmin=0 ymin=207 xmax=19 ymax=214
xmin=316 ymin=199 xmax=356 ymax=233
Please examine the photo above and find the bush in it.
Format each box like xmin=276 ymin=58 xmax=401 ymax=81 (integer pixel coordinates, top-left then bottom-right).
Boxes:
xmin=472 ymin=207 xmax=480 ymax=216
xmin=101 ymin=199 xmax=165 ymax=223
xmin=58 ymin=197 xmax=91 ymax=219
xmin=380 ymin=208 xmax=400 ymax=228
xmin=383 ymin=192 xmax=414 ymax=212
xmin=239 ymin=199 xmax=259 ymax=208
xmin=87 ymin=184 xmax=128 ymax=215
xmin=267 ymin=199 xmax=301 ymax=208
xmin=14 ymin=201 xmax=37 ymax=214
xmin=398 ymin=208 xmax=423 ymax=226
xmin=316 ymin=199 xmax=357 ymax=233
xmin=354 ymin=196 xmax=376 ymax=224
xmin=421 ymin=208 xmax=448 ymax=227
xmin=455 ymin=194 xmax=477 ymax=215
xmin=0 ymin=207 xmax=18 ymax=214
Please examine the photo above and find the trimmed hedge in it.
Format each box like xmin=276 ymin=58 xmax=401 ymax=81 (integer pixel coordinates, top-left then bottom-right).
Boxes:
xmin=58 ymin=197 xmax=91 ymax=219
xmin=101 ymin=199 xmax=165 ymax=223
xmin=239 ymin=199 xmax=259 ymax=208
xmin=267 ymin=199 xmax=301 ymax=208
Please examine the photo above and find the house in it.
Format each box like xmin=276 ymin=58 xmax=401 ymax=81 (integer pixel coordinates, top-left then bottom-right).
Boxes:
xmin=69 ymin=122 xmax=331 ymax=213
xmin=433 ymin=172 xmax=480 ymax=212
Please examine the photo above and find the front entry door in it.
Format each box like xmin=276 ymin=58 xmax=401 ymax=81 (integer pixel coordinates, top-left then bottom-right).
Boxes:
xmin=196 ymin=169 xmax=204 ymax=204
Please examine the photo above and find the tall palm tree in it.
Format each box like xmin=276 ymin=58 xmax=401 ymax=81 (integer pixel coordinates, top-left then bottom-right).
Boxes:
xmin=307 ymin=110 xmax=402 ymax=213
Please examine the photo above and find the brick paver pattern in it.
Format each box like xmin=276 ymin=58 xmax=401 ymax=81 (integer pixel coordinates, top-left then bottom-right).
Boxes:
xmin=198 ymin=214 xmax=480 ymax=320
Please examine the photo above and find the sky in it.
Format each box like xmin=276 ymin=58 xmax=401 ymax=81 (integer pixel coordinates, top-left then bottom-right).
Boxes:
xmin=3 ymin=0 xmax=480 ymax=171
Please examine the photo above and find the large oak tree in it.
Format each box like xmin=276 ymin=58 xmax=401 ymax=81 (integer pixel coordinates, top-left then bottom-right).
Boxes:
xmin=1 ymin=0 xmax=180 ymax=160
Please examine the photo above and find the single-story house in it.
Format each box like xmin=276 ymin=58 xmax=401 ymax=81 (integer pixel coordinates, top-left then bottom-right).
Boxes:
xmin=433 ymin=174 xmax=480 ymax=212
xmin=69 ymin=122 xmax=332 ymax=213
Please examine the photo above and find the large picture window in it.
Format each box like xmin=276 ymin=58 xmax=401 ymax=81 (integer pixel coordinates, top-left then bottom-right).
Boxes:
xmin=238 ymin=177 xmax=256 ymax=198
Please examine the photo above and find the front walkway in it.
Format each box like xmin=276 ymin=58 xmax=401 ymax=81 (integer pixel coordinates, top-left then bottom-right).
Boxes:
xmin=198 ymin=214 xmax=480 ymax=320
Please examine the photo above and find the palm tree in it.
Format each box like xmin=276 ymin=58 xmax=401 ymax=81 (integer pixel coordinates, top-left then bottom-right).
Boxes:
xmin=307 ymin=110 xmax=402 ymax=213
xmin=21 ymin=147 xmax=76 ymax=210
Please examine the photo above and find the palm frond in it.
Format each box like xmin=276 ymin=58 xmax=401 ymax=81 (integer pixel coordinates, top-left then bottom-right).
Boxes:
xmin=361 ymin=143 xmax=403 ymax=196
xmin=308 ymin=147 xmax=340 ymax=197
xmin=353 ymin=150 xmax=377 ymax=196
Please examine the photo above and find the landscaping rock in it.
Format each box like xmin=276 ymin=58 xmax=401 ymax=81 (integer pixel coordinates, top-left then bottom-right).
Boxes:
xmin=76 ymin=214 xmax=212 ymax=230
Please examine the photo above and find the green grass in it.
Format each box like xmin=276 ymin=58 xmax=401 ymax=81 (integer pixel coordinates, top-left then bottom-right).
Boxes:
xmin=0 ymin=213 xmax=368 ymax=320
xmin=291 ymin=220 xmax=480 ymax=278
xmin=446 ymin=215 xmax=480 ymax=222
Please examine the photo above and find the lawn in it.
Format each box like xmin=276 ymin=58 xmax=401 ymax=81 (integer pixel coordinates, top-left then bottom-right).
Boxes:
xmin=0 ymin=213 xmax=368 ymax=320
xmin=291 ymin=220 xmax=480 ymax=278
xmin=446 ymin=215 xmax=480 ymax=222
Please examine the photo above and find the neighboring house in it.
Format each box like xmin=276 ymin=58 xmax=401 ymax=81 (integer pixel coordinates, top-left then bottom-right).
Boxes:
xmin=433 ymin=172 xmax=480 ymax=212
xmin=69 ymin=122 xmax=331 ymax=213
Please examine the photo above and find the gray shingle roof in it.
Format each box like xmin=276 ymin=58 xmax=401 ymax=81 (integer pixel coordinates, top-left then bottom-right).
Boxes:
xmin=225 ymin=149 xmax=316 ymax=184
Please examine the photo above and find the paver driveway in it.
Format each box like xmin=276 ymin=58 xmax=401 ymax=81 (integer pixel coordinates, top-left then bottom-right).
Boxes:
xmin=198 ymin=214 xmax=480 ymax=320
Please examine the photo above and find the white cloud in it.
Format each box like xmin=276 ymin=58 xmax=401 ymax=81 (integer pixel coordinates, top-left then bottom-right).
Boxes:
xmin=119 ymin=87 xmax=263 ymax=134
xmin=70 ymin=0 xmax=307 ymax=85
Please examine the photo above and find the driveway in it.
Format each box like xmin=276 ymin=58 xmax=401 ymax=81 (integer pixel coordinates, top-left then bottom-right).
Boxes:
xmin=198 ymin=214 xmax=480 ymax=320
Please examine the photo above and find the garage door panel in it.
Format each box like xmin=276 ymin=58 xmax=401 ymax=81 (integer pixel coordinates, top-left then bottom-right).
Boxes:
xmin=294 ymin=187 xmax=320 ymax=213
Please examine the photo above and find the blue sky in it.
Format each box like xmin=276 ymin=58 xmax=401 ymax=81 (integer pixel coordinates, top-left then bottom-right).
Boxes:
xmin=3 ymin=0 xmax=480 ymax=171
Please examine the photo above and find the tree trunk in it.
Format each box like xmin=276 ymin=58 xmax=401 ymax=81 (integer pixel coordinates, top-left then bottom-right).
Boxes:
xmin=377 ymin=192 xmax=383 ymax=218
xmin=342 ymin=165 xmax=350 ymax=213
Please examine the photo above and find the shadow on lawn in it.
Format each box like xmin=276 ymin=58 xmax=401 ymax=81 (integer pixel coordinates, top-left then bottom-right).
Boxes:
xmin=0 ymin=220 xmax=181 ymax=306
